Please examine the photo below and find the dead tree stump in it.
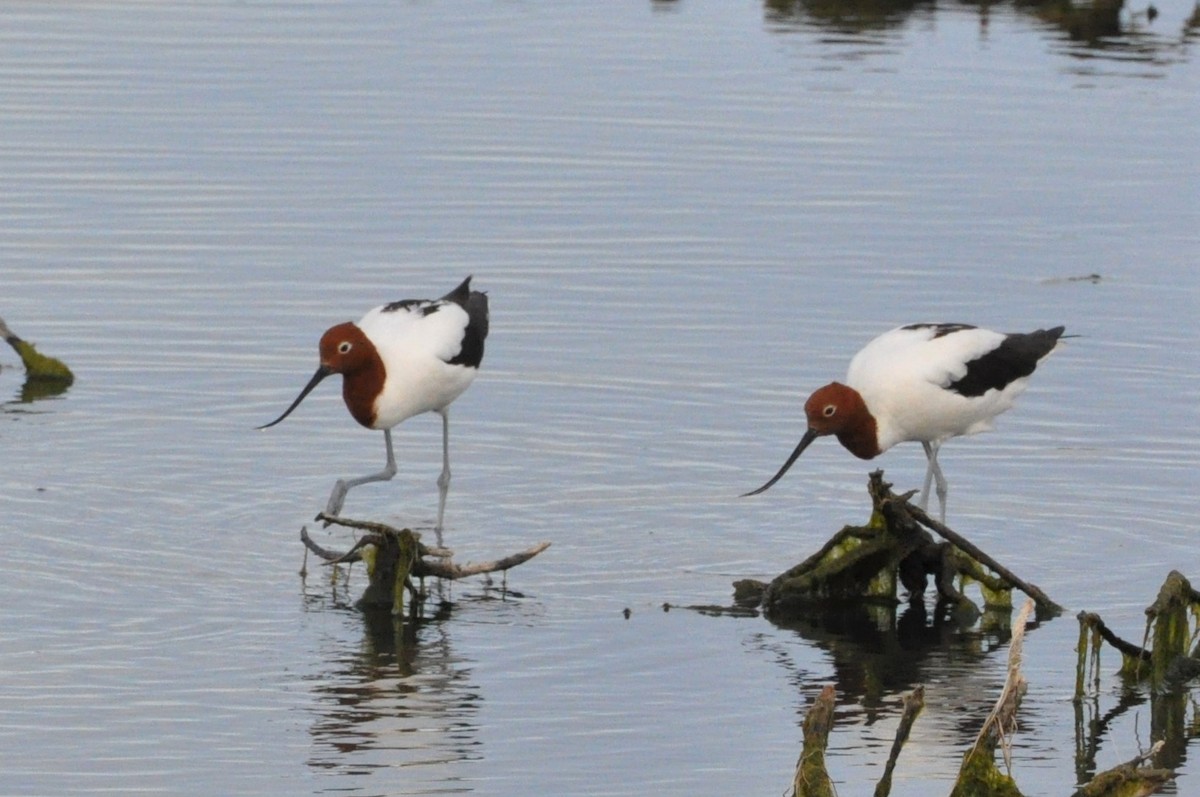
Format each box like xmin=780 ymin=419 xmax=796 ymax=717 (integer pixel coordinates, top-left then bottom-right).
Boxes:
xmin=746 ymin=470 xmax=1061 ymax=620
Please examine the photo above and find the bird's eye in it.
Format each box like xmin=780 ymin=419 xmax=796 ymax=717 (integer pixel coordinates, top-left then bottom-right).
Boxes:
xmin=823 ymin=405 xmax=836 ymax=417
xmin=338 ymin=341 xmax=352 ymax=354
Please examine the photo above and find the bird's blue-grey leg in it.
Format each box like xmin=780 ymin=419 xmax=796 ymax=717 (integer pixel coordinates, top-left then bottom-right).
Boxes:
xmin=325 ymin=428 xmax=399 ymax=517
xmin=919 ymin=441 xmax=935 ymax=510
xmin=435 ymin=409 xmax=451 ymax=534
xmin=920 ymin=440 xmax=948 ymax=522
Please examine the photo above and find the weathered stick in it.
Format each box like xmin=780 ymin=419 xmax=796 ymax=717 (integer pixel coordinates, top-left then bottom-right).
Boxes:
xmin=950 ymin=599 xmax=1033 ymax=796
xmin=792 ymin=684 xmax=836 ymax=797
xmin=905 ymin=503 xmax=1063 ymax=615
xmin=313 ymin=513 xmax=452 ymax=557
xmin=1077 ymin=612 xmax=1152 ymax=662
xmin=299 ymin=526 xmax=346 ymax=563
xmin=873 ymin=685 xmax=925 ymax=797
xmin=421 ymin=543 xmax=551 ymax=579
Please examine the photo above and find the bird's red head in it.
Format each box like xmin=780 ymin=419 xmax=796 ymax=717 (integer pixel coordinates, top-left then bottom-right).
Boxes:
xmin=318 ymin=322 xmax=382 ymax=428
xmin=318 ymin=322 xmax=373 ymax=375
xmin=804 ymin=382 xmax=859 ymax=436
xmin=803 ymin=382 xmax=877 ymax=460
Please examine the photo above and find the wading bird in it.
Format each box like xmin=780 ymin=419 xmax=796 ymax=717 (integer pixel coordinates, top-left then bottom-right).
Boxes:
xmin=260 ymin=276 xmax=488 ymax=530
xmin=743 ymin=323 xmax=1066 ymax=521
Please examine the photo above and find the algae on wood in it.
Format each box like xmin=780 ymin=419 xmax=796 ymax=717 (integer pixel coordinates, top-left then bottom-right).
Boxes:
xmin=1071 ymin=570 xmax=1197 ymax=795
xmin=750 ymin=470 xmax=1060 ymax=620
xmin=0 ymin=316 xmax=74 ymax=383
xmin=792 ymin=684 xmax=837 ymax=797
xmin=1075 ymin=570 xmax=1200 ymax=696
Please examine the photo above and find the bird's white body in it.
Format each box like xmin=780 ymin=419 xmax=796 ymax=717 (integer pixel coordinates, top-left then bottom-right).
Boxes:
xmin=847 ymin=325 xmax=1032 ymax=453
xmin=358 ymin=301 xmax=480 ymax=429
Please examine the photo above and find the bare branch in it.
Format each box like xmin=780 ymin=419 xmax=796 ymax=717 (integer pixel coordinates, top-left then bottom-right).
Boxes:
xmin=420 ymin=542 xmax=551 ymax=580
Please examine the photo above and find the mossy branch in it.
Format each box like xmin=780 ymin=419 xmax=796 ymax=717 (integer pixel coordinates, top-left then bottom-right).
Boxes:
xmin=0 ymin=316 xmax=74 ymax=383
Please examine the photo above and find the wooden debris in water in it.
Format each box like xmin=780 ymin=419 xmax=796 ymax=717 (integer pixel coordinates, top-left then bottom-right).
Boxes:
xmin=0 ymin=316 xmax=74 ymax=383
xmin=949 ymin=599 xmax=1033 ymax=797
xmin=301 ymin=513 xmax=549 ymax=615
xmin=873 ymin=684 xmax=924 ymax=797
xmin=747 ymin=470 xmax=1061 ymax=619
xmin=791 ymin=684 xmax=836 ymax=797
xmin=1070 ymin=743 xmax=1174 ymax=797
xmin=787 ymin=598 xmax=1180 ymax=796
xmin=1076 ymin=569 xmax=1200 ymax=694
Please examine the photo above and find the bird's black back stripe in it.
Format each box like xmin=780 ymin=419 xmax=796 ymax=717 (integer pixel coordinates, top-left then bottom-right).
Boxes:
xmin=381 ymin=275 xmax=479 ymax=316
xmin=377 ymin=277 xmax=487 ymax=368
xmin=948 ymin=326 xmax=1065 ymax=397
xmin=902 ymin=322 xmax=976 ymax=339
xmin=382 ymin=297 xmax=442 ymax=316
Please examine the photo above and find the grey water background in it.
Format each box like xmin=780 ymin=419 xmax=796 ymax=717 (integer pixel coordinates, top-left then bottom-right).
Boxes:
xmin=1 ymin=1 xmax=1197 ymax=795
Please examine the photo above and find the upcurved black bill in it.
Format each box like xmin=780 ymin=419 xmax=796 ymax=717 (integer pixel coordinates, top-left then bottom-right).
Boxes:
xmin=257 ymin=365 xmax=332 ymax=430
xmin=741 ymin=428 xmax=820 ymax=497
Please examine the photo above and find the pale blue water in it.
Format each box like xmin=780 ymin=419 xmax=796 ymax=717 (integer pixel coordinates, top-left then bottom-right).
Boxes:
xmin=1 ymin=1 xmax=1197 ymax=795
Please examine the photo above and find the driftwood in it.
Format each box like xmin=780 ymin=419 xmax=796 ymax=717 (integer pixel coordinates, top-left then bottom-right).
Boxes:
xmin=792 ymin=684 xmax=837 ymax=797
xmin=1070 ymin=744 xmax=1172 ymax=797
xmin=301 ymin=513 xmax=550 ymax=615
xmin=949 ymin=599 xmax=1034 ymax=797
xmin=0 ymin=316 xmax=74 ymax=401
xmin=744 ymin=470 xmax=1061 ymax=620
xmin=1076 ymin=570 xmax=1200 ymax=693
xmin=791 ymin=600 xmax=1178 ymax=796
xmin=1071 ymin=570 xmax=1199 ymax=794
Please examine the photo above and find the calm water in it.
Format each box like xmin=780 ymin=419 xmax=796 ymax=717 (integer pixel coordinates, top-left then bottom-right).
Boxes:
xmin=1 ymin=1 xmax=1197 ymax=795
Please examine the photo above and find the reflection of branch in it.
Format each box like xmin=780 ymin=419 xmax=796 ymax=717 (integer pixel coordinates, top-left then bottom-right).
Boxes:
xmin=785 ymin=600 xmax=1180 ymax=794
xmin=874 ymin=685 xmax=924 ymax=797
xmin=1073 ymin=740 xmax=1174 ymax=797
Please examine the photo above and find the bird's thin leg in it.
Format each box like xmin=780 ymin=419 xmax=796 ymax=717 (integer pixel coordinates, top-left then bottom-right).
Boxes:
xmin=921 ymin=440 xmax=949 ymax=523
xmin=435 ymin=409 xmax=451 ymax=535
xmin=325 ymin=429 xmax=398 ymax=517
xmin=919 ymin=441 xmax=936 ymax=511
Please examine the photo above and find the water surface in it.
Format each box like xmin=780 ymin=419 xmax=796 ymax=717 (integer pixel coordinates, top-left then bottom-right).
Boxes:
xmin=1 ymin=1 xmax=1197 ymax=795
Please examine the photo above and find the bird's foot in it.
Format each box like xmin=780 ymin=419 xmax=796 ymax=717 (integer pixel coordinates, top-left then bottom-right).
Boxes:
xmin=323 ymin=480 xmax=349 ymax=524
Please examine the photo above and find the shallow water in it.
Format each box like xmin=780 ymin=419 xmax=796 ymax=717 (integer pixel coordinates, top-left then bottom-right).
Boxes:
xmin=1 ymin=1 xmax=1198 ymax=795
